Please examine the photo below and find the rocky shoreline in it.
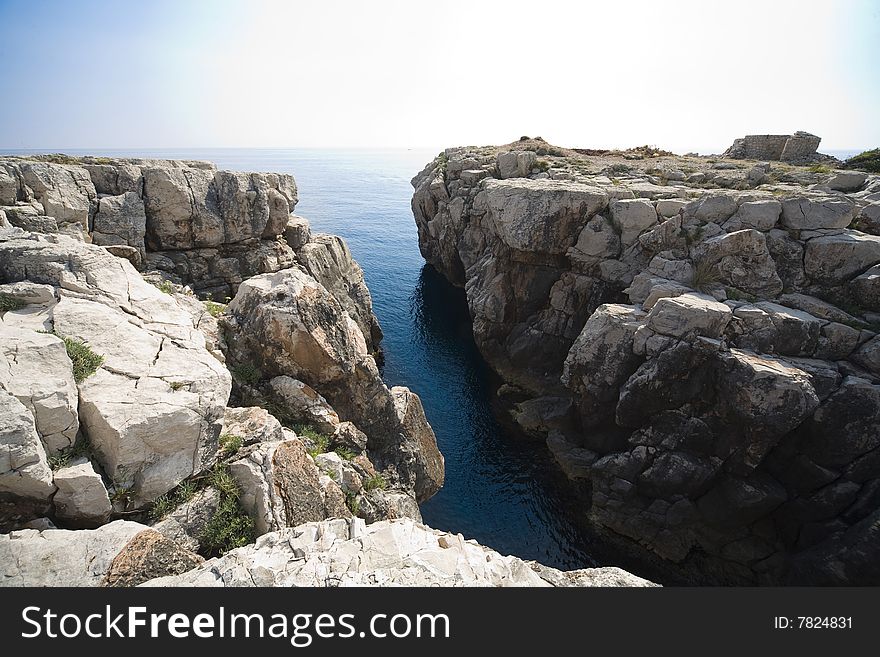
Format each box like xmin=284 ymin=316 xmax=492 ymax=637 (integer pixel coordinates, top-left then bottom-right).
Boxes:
xmin=0 ymin=154 xmax=652 ymax=587
xmin=412 ymin=135 xmax=880 ymax=585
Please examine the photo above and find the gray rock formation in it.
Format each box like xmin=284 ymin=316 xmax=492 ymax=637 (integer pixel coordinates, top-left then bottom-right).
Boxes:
xmin=413 ymin=142 xmax=880 ymax=585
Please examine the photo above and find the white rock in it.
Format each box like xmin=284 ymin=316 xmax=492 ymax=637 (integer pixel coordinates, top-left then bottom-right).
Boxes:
xmin=52 ymin=458 xmax=112 ymax=527
xmin=141 ymin=518 xmax=657 ymax=587
xmin=610 ymin=198 xmax=658 ymax=245
xmin=0 ymin=390 xmax=55 ymax=503
xmin=804 ymin=230 xmax=880 ymax=283
xmin=0 ymin=325 xmax=78 ymax=454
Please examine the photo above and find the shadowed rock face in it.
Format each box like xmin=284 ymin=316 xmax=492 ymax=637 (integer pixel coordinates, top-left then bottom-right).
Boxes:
xmin=413 ymin=142 xmax=880 ymax=584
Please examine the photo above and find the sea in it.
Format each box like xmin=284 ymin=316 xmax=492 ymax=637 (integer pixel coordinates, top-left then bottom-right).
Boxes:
xmin=4 ymin=147 xmax=606 ymax=570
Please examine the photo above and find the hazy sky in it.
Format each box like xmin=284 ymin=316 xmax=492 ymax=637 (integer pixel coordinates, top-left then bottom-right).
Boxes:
xmin=0 ymin=0 xmax=877 ymax=152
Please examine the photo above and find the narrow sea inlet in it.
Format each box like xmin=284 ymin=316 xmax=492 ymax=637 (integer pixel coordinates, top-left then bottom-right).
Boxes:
xmin=33 ymin=146 xmax=598 ymax=569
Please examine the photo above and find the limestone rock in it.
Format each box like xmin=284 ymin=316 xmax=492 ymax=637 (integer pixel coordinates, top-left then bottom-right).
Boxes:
xmin=780 ymin=196 xmax=854 ymax=230
xmin=296 ymin=234 xmax=383 ymax=349
xmin=390 ymin=386 xmax=445 ymax=502
xmin=610 ymin=198 xmax=658 ymax=245
xmin=850 ymin=265 xmax=880 ymax=311
xmin=852 ymin=335 xmax=880 ymax=375
xmin=102 ymin=527 xmax=204 ymax=587
xmin=12 ymin=160 xmax=96 ymax=230
xmin=92 ymin=192 xmax=146 ymax=257
xmin=0 ymin=325 xmax=78 ymax=454
xmin=0 ymin=520 xmax=200 ymax=586
xmin=723 ymin=199 xmax=781 ymax=232
xmin=0 ymin=234 xmax=232 ymax=505
xmin=478 ymin=178 xmax=607 ymax=253
xmin=283 ymin=214 xmax=311 ymax=250
xmin=696 ymin=229 xmax=783 ymax=297
xmin=646 ymin=292 xmax=732 ymax=339
xmin=268 ymin=376 xmax=340 ymax=433
xmin=51 ymin=458 xmax=112 ymax=527
xmin=222 ymin=406 xmax=284 ymax=447
xmin=562 ymin=304 xmax=646 ymax=426
xmin=224 ymin=267 xmax=443 ymax=506
xmin=142 ymin=517 xmax=656 ymax=587
xmin=151 ymin=487 xmax=220 ymax=553
xmin=0 ymin=390 xmax=55 ymax=513
xmin=804 ymin=230 xmax=880 ymax=283
xmin=825 ymin=171 xmax=867 ymax=192
xmin=229 ymin=436 xmax=349 ymax=536
xmin=496 ymin=151 xmax=537 ymax=179
xmin=142 ymin=167 xmax=296 ymax=250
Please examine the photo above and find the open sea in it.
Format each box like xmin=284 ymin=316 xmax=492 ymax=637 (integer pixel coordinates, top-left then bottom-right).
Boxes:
xmin=5 ymin=147 xmax=606 ymax=569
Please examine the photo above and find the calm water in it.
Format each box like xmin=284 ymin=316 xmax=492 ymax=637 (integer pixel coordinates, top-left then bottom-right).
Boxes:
xmin=6 ymin=147 xmax=601 ymax=569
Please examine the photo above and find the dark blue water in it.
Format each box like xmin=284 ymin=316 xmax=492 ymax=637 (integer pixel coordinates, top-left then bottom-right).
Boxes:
xmin=4 ymin=147 xmax=599 ymax=569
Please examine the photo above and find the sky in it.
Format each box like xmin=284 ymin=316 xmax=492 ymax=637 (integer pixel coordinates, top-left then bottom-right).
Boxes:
xmin=0 ymin=0 xmax=877 ymax=153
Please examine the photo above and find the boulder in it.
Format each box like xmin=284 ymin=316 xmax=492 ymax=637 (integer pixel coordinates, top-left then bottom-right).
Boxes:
xmin=850 ymin=265 xmax=880 ymax=311
xmin=804 ymin=230 xmax=880 ymax=283
xmin=13 ymin=161 xmax=96 ymax=230
xmin=0 ymin=520 xmax=200 ymax=586
xmin=562 ymin=304 xmax=646 ymax=426
xmin=151 ymin=487 xmax=221 ymax=553
xmin=283 ymin=214 xmax=311 ymax=250
xmin=646 ymin=292 xmax=732 ymax=339
xmin=685 ymin=194 xmax=738 ymax=223
xmin=568 ymin=214 xmax=621 ymax=266
xmin=296 ymin=233 xmax=383 ymax=349
xmin=0 ymin=325 xmax=78 ymax=454
xmin=390 ymin=387 xmax=445 ymax=502
xmin=722 ymin=200 xmax=781 ymax=232
xmin=222 ymin=406 xmax=284 ymax=447
xmin=142 ymin=517 xmax=656 ymax=587
xmin=268 ymin=376 xmax=340 ymax=433
xmin=752 ymin=301 xmax=823 ymax=356
xmin=51 ymin=458 xmax=112 ymax=527
xmin=825 ymin=171 xmax=867 ymax=192
xmin=714 ymin=350 xmax=820 ymax=468
xmin=477 ymin=178 xmax=607 ymax=253
xmin=229 ymin=436 xmax=349 ymax=536
xmin=780 ymin=196 xmax=854 ymax=230
xmin=696 ymin=229 xmax=783 ymax=297
xmin=852 ymin=335 xmax=880 ymax=375
xmin=611 ymin=198 xmax=658 ymax=245
xmin=496 ymin=151 xmax=537 ymax=179
xmin=91 ymin=192 xmax=146 ymax=256
xmin=0 ymin=390 xmax=55 ymax=512
xmin=803 ymin=378 xmax=880 ymax=469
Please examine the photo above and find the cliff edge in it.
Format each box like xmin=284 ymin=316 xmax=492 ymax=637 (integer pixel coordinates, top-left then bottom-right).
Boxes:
xmin=412 ymin=136 xmax=880 ymax=585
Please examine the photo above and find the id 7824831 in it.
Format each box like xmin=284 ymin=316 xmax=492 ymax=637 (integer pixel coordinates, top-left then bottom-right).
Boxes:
xmin=773 ymin=617 xmax=853 ymax=630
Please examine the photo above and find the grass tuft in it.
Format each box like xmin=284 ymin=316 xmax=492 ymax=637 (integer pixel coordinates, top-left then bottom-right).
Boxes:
xmin=229 ymin=362 xmax=261 ymax=386
xmin=0 ymin=293 xmax=26 ymax=312
xmin=204 ymin=300 xmax=226 ymax=318
xmin=363 ymin=473 xmax=387 ymax=492
xmin=219 ymin=432 xmax=244 ymax=455
xmin=59 ymin=335 xmax=104 ymax=383
xmin=690 ymin=260 xmax=721 ymax=292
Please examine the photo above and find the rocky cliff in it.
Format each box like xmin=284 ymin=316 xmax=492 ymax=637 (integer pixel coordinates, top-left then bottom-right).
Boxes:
xmin=412 ymin=137 xmax=880 ymax=584
xmin=0 ymin=153 xmax=648 ymax=587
